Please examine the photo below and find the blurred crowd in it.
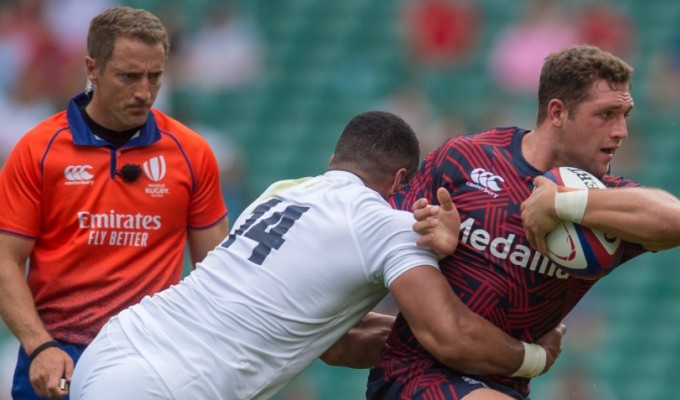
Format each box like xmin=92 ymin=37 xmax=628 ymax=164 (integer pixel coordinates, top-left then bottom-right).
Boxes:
xmin=0 ymin=0 xmax=260 ymax=216
xmin=0 ymin=0 xmax=107 ymax=163
xmin=1 ymin=0 xmax=680 ymax=399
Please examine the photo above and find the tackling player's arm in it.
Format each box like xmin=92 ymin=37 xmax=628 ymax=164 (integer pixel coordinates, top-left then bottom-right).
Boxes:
xmin=320 ymin=312 xmax=395 ymax=368
xmin=390 ymin=265 xmax=566 ymax=377
xmin=187 ymin=217 xmax=229 ymax=266
xmin=321 ymin=189 xmax=460 ymax=369
xmin=523 ymin=177 xmax=680 ymax=253
xmin=401 ymin=187 xmax=565 ymax=377
xmin=0 ymin=234 xmax=73 ymax=397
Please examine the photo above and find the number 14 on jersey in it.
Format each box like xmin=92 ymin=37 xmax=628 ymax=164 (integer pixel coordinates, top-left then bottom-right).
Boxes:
xmin=221 ymin=198 xmax=310 ymax=265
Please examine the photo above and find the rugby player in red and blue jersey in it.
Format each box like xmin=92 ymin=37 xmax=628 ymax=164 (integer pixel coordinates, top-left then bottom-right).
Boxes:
xmin=368 ymin=45 xmax=680 ymax=399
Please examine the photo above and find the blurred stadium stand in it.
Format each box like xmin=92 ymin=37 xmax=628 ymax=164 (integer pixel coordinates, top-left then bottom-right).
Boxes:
xmin=1 ymin=0 xmax=680 ymax=399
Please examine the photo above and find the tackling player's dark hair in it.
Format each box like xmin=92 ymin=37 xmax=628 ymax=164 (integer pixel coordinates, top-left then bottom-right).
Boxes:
xmin=332 ymin=111 xmax=420 ymax=183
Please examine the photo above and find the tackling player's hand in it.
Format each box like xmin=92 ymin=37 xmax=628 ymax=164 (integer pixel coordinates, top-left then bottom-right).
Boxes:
xmin=29 ymin=347 xmax=72 ymax=398
xmin=521 ymin=176 xmax=562 ymax=255
xmin=535 ymin=322 xmax=567 ymax=375
xmin=412 ymin=187 xmax=460 ymax=259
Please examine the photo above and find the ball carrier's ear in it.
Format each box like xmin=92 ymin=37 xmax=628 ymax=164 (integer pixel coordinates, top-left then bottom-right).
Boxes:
xmin=543 ymin=167 xmax=623 ymax=279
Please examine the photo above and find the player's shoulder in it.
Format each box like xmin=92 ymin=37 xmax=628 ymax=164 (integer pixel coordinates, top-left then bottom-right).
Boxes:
xmin=349 ymin=188 xmax=412 ymax=227
xmin=437 ymin=126 xmax=520 ymax=152
xmin=297 ymin=172 xmax=399 ymax=217
xmin=463 ymin=126 xmax=522 ymax=146
xmin=299 ymin=174 xmax=389 ymax=209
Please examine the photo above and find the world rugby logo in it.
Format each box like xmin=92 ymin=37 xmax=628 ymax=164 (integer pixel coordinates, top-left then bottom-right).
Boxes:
xmin=143 ymin=156 xmax=166 ymax=182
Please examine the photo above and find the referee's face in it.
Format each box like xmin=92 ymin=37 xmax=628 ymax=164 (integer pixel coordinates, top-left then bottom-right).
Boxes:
xmin=85 ymin=36 xmax=166 ymax=131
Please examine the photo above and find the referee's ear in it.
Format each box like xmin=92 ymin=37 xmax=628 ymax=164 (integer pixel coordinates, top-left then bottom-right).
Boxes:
xmin=85 ymin=56 xmax=98 ymax=84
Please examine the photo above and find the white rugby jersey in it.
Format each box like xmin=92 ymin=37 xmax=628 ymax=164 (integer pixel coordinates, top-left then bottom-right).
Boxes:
xmin=116 ymin=170 xmax=439 ymax=399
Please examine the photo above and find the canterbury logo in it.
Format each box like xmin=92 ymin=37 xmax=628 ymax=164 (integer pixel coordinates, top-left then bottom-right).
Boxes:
xmin=470 ymin=168 xmax=505 ymax=192
xmin=143 ymin=155 xmax=166 ymax=182
xmin=64 ymin=165 xmax=94 ymax=181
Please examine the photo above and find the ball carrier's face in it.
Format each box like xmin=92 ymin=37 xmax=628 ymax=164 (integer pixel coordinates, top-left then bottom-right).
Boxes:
xmin=554 ymin=80 xmax=633 ymax=178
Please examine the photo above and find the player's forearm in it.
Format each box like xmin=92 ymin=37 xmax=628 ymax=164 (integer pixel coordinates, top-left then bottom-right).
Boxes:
xmin=393 ymin=266 xmax=557 ymax=377
xmin=320 ymin=312 xmax=394 ymax=368
xmin=416 ymin=305 xmax=528 ymax=375
xmin=584 ymin=188 xmax=680 ymax=250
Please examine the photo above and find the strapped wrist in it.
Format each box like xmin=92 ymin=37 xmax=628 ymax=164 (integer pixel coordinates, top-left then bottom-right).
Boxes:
xmin=511 ymin=342 xmax=547 ymax=378
xmin=554 ymin=188 xmax=588 ymax=223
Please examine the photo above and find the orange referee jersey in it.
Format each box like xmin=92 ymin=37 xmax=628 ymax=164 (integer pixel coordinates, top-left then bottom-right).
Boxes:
xmin=0 ymin=92 xmax=227 ymax=346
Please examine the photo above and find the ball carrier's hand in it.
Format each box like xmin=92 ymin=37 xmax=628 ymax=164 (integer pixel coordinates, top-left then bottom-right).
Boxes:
xmin=412 ymin=188 xmax=460 ymax=259
xmin=521 ymin=176 xmax=562 ymax=255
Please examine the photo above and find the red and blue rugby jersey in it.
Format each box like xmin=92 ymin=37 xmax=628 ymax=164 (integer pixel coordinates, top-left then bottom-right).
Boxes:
xmin=374 ymin=127 xmax=644 ymax=397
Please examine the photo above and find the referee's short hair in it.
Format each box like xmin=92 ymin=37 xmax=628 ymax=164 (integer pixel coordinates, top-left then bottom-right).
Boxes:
xmin=88 ymin=6 xmax=170 ymax=68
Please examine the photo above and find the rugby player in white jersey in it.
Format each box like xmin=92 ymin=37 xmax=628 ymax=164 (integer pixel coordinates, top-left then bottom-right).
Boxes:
xmin=71 ymin=111 xmax=565 ymax=400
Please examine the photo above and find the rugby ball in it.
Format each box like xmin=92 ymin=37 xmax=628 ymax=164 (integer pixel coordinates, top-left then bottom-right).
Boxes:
xmin=543 ymin=167 xmax=623 ymax=279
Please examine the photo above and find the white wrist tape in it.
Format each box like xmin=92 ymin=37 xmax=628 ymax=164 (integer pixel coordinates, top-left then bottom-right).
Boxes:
xmin=554 ymin=189 xmax=588 ymax=224
xmin=511 ymin=342 xmax=547 ymax=378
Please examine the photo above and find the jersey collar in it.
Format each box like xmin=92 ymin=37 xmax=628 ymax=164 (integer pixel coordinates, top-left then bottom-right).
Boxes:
xmin=66 ymin=91 xmax=162 ymax=148
xmin=323 ymin=170 xmax=365 ymax=187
